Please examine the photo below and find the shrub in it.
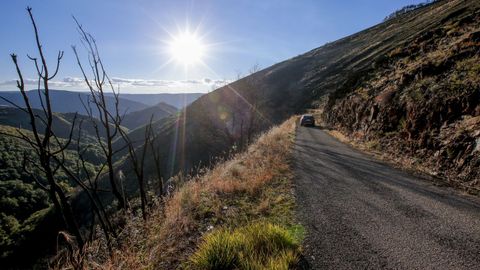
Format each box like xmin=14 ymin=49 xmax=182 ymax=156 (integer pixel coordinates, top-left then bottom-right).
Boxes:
xmin=190 ymin=222 xmax=302 ymax=270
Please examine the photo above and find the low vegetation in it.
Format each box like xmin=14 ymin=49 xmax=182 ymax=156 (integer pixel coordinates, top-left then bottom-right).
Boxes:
xmin=190 ymin=222 xmax=302 ymax=270
xmin=61 ymin=117 xmax=301 ymax=269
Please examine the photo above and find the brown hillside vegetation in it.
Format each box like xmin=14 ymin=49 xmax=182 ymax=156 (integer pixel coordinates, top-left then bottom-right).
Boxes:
xmin=58 ymin=117 xmax=301 ymax=269
xmin=324 ymin=0 xmax=480 ymax=192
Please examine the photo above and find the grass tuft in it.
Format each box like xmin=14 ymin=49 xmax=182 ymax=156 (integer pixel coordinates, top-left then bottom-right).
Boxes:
xmin=189 ymin=222 xmax=301 ymax=270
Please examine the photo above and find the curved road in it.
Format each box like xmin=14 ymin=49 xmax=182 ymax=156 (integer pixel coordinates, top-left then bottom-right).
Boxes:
xmin=293 ymin=126 xmax=480 ymax=269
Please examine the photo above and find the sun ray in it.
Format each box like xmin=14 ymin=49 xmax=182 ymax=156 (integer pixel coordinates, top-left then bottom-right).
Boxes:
xmin=196 ymin=60 xmax=274 ymax=126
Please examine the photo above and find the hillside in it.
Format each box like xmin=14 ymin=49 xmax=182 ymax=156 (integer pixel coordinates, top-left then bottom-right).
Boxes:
xmin=0 ymin=125 xmax=103 ymax=264
xmin=61 ymin=118 xmax=301 ymax=269
xmin=0 ymin=106 xmax=123 ymax=140
xmin=121 ymin=102 xmax=177 ymax=130
xmin=323 ymin=0 xmax=480 ymax=190
xmin=118 ymin=0 xmax=479 ymax=187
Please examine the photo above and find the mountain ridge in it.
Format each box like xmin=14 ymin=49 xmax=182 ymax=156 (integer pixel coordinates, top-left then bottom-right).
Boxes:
xmin=0 ymin=90 xmax=203 ymax=117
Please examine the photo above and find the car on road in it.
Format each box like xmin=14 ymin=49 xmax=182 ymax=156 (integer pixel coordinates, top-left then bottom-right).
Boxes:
xmin=300 ymin=114 xmax=315 ymax=127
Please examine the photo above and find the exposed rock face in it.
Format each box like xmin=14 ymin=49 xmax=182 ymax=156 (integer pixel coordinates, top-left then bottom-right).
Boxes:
xmin=325 ymin=7 xmax=480 ymax=189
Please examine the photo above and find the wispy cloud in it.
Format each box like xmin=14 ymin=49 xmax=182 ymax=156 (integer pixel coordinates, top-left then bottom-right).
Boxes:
xmin=0 ymin=76 xmax=231 ymax=93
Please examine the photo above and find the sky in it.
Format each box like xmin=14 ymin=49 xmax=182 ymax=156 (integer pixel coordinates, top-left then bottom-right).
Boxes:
xmin=0 ymin=0 xmax=425 ymax=93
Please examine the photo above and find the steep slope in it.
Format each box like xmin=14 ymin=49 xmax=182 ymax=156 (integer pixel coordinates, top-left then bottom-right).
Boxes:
xmin=324 ymin=0 xmax=480 ymax=190
xmin=123 ymin=0 xmax=479 ymax=185
xmin=0 ymin=90 xmax=149 ymax=116
xmin=63 ymin=118 xmax=300 ymax=269
xmin=121 ymin=102 xmax=177 ymax=130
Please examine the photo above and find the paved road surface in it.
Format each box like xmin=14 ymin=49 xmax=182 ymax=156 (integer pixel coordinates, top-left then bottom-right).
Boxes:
xmin=293 ymin=126 xmax=480 ymax=269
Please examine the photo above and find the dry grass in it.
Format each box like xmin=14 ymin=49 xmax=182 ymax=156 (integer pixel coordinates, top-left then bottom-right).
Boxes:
xmin=57 ymin=117 xmax=298 ymax=269
xmin=189 ymin=222 xmax=302 ymax=270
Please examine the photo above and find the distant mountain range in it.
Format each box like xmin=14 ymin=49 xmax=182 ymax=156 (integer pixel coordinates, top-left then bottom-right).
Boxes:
xmin=0 ymin=101 xmax=179 ymax=136
xmin=0 ymin=90 xmax=203 ymax=116
xmin=105 ymin=93 xmax=203 ymax=108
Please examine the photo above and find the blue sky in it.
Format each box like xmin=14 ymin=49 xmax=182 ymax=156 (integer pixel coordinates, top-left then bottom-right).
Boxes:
xmin=0 ymin=0 xmax=424 ymax=93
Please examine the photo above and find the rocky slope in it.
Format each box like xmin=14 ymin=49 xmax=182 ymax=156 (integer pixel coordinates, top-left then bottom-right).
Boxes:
xmin=324 ymin=0 xmax=480 ymax=191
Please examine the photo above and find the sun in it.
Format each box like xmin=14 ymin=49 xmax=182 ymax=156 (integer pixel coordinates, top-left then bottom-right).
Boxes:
xmin=168 ymin=31 xmax=205 ymax=66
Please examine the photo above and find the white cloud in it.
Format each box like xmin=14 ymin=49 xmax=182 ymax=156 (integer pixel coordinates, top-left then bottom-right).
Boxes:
xmin=0 ymin=76 xmax=233 ymax=93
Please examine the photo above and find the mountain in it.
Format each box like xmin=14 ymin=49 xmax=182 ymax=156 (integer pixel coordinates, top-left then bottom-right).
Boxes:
xmin=0 ymin=90 xmax=203 ymax=117
xmin=121 ymin=102 xmax=178 ymax=130
xmin=0 ymin=106 xmax=122 ymax=140
xmin=105 ymin=93 xmax=203 ymax=108
xmin=115 ymin=0 xmax=479 ymax=188
xmin=0 ymin=90 xmax=149 ymax=116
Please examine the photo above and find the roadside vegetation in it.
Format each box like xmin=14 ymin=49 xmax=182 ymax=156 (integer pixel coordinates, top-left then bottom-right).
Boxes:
xmin=190 ymin=222 xmax=302 ymax=269
xmin=59 ymin=117 xmax=302 ymax=269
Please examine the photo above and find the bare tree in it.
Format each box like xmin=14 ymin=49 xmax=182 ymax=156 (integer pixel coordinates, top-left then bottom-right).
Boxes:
xmin=72 ymin=18 xmax=127 ymax=210
xmin=71 ymin=120 xmax=117 ymax=251
xmin=149 ymin=126 xmax=164 ymax=196
xmin=0 ymin=7 xmax=85 ymax=248
xmin=116 ymin=116 xmax=155 ymax=220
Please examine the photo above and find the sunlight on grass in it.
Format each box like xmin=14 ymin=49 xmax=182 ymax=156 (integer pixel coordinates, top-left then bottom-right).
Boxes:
xmin=189 ymin=222 xmax=303 ymax=270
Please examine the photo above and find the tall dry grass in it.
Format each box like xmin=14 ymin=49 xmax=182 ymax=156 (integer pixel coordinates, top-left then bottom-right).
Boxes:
xmin=55 ymin=117 xmax=297 ymax=269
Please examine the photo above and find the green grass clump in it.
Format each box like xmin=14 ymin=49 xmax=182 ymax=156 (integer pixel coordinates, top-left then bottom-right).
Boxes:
xmin=189 ymin=222 xmax=302 ymax=270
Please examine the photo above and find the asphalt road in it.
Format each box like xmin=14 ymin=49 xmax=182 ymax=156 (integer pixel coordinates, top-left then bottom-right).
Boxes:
xmin=293 ymin=126 xmax=480 ymax=270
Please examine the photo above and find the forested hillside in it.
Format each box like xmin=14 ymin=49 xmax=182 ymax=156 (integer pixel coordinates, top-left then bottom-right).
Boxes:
xmin=0 ymin=125 xmax=103 ymax=263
